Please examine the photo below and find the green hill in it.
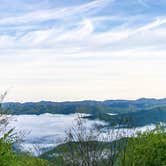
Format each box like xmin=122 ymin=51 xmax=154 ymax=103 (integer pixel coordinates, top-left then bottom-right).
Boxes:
xmin=86 ymin=106 xmax=166 ymax=127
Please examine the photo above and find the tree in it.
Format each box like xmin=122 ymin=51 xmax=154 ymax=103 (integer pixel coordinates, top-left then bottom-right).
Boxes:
xmin=0 ymin=92 xmax=52 ymax=166
xmin=117 ymin=125 xmax=166 ymax=166
xmin=52 ymin=115 xmax=133 ymax=166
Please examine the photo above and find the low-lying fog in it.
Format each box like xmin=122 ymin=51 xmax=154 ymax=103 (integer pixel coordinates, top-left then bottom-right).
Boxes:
xmin=8 ymin=113 xmax=105 ymax=155
xmin=7 ymin=113 xmax=156 ymax=155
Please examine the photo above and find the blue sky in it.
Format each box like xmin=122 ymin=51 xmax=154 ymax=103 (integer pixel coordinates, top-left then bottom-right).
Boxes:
xmin=1 ymin=0 xmax=166 ymax=102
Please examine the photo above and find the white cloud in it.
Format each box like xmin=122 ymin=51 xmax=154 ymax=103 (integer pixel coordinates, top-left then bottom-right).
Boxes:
xmin=1 ymin=0 xmax=166 ymax=101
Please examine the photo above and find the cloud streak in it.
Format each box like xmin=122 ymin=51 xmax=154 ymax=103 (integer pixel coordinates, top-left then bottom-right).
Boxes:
xmin=1 ymin=0 xmax=166 ymax=101
xmin=0 ymin=0 xmax=111 ymax=25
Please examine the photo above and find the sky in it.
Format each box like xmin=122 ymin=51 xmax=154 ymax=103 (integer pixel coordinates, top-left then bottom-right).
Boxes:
xmin=1 ymin=0 xmax=166 ymax=102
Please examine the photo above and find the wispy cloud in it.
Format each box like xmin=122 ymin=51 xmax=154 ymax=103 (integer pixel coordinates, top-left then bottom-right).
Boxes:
xmin=137 ymin=0 xmax=149 ymax=7
xmin=0 ymin=0 xmax=111 ymax=25
xmin=1 ymin=0 xmax=166 ymax=101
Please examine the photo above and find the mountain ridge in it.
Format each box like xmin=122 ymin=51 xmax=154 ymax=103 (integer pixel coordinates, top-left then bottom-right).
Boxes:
xmin=2 ymin=98 xmax=166 ymax=115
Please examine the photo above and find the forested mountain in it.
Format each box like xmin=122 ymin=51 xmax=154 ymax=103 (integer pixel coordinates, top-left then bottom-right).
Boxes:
xmin=86 ymin=107 xmax=166 ymax=127
xmin=3 ymin=98 xmax=166 ymax=115
xmin=2 ymin=98 xmax=166 ymax=127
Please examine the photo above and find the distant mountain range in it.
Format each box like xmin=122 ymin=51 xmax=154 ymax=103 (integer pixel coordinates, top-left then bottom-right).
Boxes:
xmin=2 ymin=98 xmax=166 ymax=115
xmin=2 ymin=98 xmax=166 ymax=127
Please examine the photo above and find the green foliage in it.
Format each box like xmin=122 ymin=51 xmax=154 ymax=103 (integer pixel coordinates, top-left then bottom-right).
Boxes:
xmin=41 ymin=141 xmax=110 ymax=161
xmin=117 ymin=126 xmax=166 ymax=166
xmin=0 ymin=134 xmax=17 ymax=166
xmin=0 ymin=137 xmax=51 ymax=166
xmin=16 ymin=153 xmax=51 ymax=166
xmin=0 ymin=95 xmax=52 ymax=166
xmin=42 ymin=126 xmax=166 ymax=166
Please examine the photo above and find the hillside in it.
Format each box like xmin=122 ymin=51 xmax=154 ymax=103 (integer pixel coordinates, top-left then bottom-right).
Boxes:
xmin=86 ymin=107 xmax=166 ymax=127
xmin=3 ymin=98 xmax=166 ymax=115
